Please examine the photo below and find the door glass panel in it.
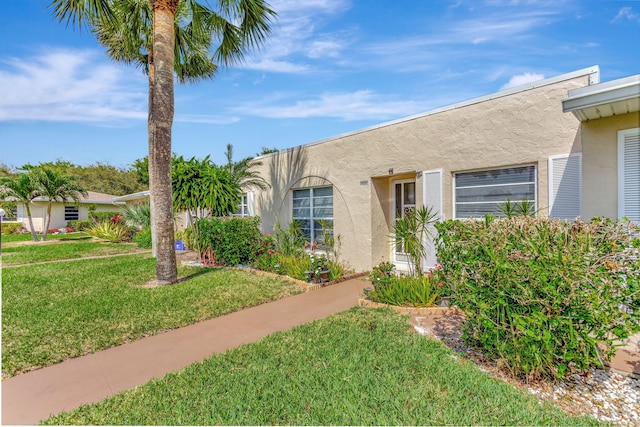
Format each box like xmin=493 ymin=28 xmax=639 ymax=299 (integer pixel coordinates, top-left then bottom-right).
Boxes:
xmin=394 ymin=181 xmax=416 ymax=259
xmin=404 ymin=182 xmax=415 ymax=205
xmin=395 ymin=184 xmax=402 ymax=218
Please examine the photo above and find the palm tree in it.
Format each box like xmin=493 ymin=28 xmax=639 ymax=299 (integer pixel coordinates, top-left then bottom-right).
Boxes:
xmin=50 ymin=0 xmax=276 ymax=284
xmin=224 ymin=143 xmax=269 ymax=191
xmin=32 ymin=168 xmax=88 ymax=241
xmin=0 ymin=174 xmax=41 ymax=242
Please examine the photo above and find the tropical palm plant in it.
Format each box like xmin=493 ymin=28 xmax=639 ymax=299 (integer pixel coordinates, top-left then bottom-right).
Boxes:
xmin=0 ymin=174 xmax=40 ymax=241
xmin=391 ymin=206 xmax=439 ymax=276
xmin=31 ymin=167 xmax=88 ymax=241
xmin=121 ymin=201 xmax=151 ymax=229
xmin=224 ymin=143 xmax=269 ymax=191
xmin=50 ymin=0 xmax=276 ymax=284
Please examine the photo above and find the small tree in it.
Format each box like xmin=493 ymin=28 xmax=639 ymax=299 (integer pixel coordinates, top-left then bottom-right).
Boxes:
xmin=0 ymin=173 xmax=40 ymax=241
xmin=30 ymin=167 xmax=87 ymax=241
xmin=172 ymin=155 xmax=239 ymax=257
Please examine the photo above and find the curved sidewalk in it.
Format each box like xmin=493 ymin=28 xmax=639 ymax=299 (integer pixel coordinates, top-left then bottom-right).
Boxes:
xmin=2 ymin=278 xmax=369 ymax=425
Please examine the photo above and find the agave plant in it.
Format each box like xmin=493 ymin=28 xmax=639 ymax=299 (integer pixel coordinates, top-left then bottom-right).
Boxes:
xmin=87 ymin=221 xmax=130 ymax=243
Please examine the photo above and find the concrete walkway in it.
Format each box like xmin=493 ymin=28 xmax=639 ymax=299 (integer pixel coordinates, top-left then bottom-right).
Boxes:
xmin=2 ymin=278 xmax=369 ymax=425
xmin=3 ymin=275 xmax=639 ymax=425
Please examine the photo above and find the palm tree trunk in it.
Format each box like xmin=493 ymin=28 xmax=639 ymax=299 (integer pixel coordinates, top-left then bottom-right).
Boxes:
xmin=147 ymin=50 xmax=158 ymax=258
xmin=24 ymin=204 xmax=39 ymax=242
xmin=42 ymin=203 xmax=53 ymax=241
xmin=149 ymin=0 xmax=177 ymax=284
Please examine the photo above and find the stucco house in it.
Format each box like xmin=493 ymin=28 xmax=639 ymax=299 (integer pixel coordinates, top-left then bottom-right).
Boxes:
xmin=244 ymin=65 xmax=639 ymax=273
xmin=12 ymin=191 xmax=121 ymax=232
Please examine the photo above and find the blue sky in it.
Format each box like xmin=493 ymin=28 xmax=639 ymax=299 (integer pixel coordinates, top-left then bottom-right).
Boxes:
xmin=1 ymin=0 xmax=639 ymax=169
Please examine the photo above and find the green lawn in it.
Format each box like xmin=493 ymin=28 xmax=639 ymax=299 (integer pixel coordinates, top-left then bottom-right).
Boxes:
xmin=1 ymin=240 xmax=141 ymax=265
xmin=43 ymin=308 xmax=598 ymax=426
xmin=2 ymin=255 xmax=303 ymax=377
xmin=1 ymin=231 xmax=91 ymax=243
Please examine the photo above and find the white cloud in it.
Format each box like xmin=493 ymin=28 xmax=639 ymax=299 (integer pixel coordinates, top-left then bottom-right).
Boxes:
xmin=611 ymin=7 xmax=640 ymax=23
xmin=234 ymin=90 xmax=432 ymax=121
xmin=241 ymin=0 xmax=351 ymax=73
xmin=500 ymin=72 xmax=545 ymax=90
xmin=0 ymin=49 xmax=146 ymax=123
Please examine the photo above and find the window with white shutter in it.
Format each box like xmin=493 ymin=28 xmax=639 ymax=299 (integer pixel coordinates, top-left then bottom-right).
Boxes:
xmin=618 ymin=128 xmax=640 ymax=222
xmin=549 ymin=154 xmax=582 ymax=220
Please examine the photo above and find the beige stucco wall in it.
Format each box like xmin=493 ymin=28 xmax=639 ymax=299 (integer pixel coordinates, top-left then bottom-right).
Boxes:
xmin=21 ymin=203 xmax=120 ymax=232
xmin=581 ymin=113 xmax=640 ymax=220
xmin=253 ymin=74 xmax=590 ymax=272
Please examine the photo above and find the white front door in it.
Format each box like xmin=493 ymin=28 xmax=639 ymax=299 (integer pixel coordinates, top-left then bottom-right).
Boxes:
xmin=392 ymin=179 xmax=416 ymax=266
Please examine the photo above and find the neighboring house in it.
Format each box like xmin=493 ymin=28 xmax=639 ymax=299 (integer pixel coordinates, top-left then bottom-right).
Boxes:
xmin=13 ymin=191 xmax=121 ymax=232
xmin=243 ymin=65 xmax=639 ymax=273
xmin=112 ymin=190 xmax=254 ymax=230
xmin=562 ymin=74 xmax=640 ymax=222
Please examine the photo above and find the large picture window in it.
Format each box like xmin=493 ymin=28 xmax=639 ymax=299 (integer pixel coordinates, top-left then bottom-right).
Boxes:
xmin=292 ymin=186 xmax=333 ymax=244
xmin=454 ymin=165 xmax=536 ymax=218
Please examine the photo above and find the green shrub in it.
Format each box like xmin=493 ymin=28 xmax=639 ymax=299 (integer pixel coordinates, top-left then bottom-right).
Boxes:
xmin=1 ymin=222 xmax=23 ymax=235
xmin=90 ymin=211 xmax=122 ymax=223
xmin=277 ymin=254 xmax=312 ymax=281
xmin=274 ymin=218 xmax=306 ymax=256
xmin=366 ymin=274 xmax=440 ymax=307
xmin=67 ymin=220 xmax=93 ymax=231
xmin=276 ymin=252 xmax=345 ymax=283
xmin=87 ymin=221 xmax=131 ymax=243
xmin=436 ymin=216 xmax=640 ymax=380
xmin=198 ymin=217 xmax=262 ymax=266
xmin=134 ymin=227 xmax=152 ymax=249
xmin=327 ymin=258 xmax=345 ymax=281
xmin=253 ymin=234 xmax=281 ymax=273
xmin=368 ymin=260 xmax=396 ymax=288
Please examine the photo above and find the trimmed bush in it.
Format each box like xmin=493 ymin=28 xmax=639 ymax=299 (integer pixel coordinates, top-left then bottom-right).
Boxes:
xmin=436 ymin=216 xmax=640 ymax=380
xmin=1 ymin=222 xmax=23 ymax=235
xmin=67 ymin=220 xmax=93 ymax=231
xmin=198 ymin=217 xmax=262 ymax=266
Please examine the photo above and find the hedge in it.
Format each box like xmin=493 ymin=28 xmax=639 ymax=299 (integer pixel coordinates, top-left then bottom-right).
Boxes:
xmin=436 ymin=216 xmax=640 ymax=380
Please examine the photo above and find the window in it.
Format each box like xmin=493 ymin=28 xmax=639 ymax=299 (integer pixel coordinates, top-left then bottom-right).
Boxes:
xmin=454 ymin=165 xmax=536 ymax=218
xmin=619 ymin=128 xmax=640 ymax=222
xmin=233 ymin=194 xmax=249 ymax=217
xmin=232 ymin=192 xmax=254 ymax=217
xmin=292 ymin=186 xmax=333 ymax=243
xmin=64 ymin=206 xmax=79 ymax=221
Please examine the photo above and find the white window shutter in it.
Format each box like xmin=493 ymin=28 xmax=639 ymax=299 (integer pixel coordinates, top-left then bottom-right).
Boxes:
xmin=422 ymin=170 xmax=442 ymax=270
xmin=247 ymin=191 xmax=255 ymax=216
xmin=549 ymin=154 xmax=582 ymax=220
xmin=17 ymin=205 xmax=24 ymax=220
xmin=619 ymin=128 xmax=640 ymax=222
